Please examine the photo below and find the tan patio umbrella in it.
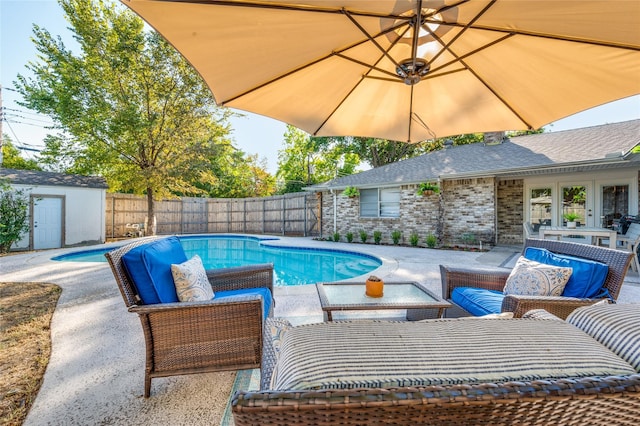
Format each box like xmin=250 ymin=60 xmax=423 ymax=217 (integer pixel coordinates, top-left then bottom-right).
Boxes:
xmin=120 ymin=0 xmax=640 ymax=142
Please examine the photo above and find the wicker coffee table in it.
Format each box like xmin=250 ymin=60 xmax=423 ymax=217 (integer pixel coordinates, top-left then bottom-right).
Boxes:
xmin=316 ymin=281 xmax=451 ymax=321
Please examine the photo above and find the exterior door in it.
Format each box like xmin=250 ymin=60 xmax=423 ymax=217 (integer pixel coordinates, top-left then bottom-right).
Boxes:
xmin=33 ymin=196 xmax=63 ymax=249
xmin=560 ymin=183 xmax=594 ymax=227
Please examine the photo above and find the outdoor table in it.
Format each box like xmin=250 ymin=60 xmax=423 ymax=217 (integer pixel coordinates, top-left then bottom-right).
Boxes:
xmin=316 ymin=281 xmax=451 ymax=321
xmin=538 ymin=226 xmax=617 ymax=248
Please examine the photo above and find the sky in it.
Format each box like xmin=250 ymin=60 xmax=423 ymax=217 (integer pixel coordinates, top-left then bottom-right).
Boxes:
xmin=2 ymin=0 xmax=639 ymax=174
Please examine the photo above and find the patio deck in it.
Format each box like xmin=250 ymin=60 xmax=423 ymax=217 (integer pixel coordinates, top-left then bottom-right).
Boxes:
xmin=2 ymin=236 xmax=639 ymax=425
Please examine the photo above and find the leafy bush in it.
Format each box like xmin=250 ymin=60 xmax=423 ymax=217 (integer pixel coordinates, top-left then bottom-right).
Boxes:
xmin=332 ymin=232 xmax=340 ymax=242
xmin=345 ymin=232 xmax=354 ymax=243
xmin=391 ymin=230 xmax=402 ymax=245
xmin=342 ymin=186 xmax=359 ymax=197
xmin=359 ymin=230 xmax=368 ymax=243
xmin=461 ymin=233 xmax=477 ymax=245
xmin=373 ymin=230 xmax=382 ymax=244
xmin=425 ymin=233 xmax=437 ymax=248
xmin=409 ymin=232 xmax=419 ymax=247
xmin=416 ymin=182 xmax=440 ymax=196
xmin=0 ymin=181 xmax=30 ymax=254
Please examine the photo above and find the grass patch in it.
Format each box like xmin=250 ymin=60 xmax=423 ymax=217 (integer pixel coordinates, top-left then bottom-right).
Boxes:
xmin=1 ymin=282 xmax=61 ymax=426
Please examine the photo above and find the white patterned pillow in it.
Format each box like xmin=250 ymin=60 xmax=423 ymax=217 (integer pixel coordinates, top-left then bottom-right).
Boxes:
xmin=171 ymin=255 xmax=215 ymax=302
xmin=503 ymin=257 xmax=572 ymax=296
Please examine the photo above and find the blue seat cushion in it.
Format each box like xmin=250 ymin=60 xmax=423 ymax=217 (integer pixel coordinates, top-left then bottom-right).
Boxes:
xmin=215 ymin=288 xmax=273 ymax=320
xmin=122 ymin=236 xmax=187 ymax=304
xmin=524 ymin=247 xmax=609 ymax=298
xmin=451 ymin=287 xmax=505 ymax=316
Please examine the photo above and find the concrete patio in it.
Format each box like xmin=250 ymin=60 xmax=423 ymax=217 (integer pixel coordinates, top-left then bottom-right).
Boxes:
xmin=2 ymin=236 xmax=639 ymax=425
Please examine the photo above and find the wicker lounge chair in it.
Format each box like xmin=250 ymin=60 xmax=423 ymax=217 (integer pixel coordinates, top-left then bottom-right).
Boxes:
xmin=441 ymin=238 xmax=633 ymax=319
xmin=105 ymin=238 xmax=274 ymax=397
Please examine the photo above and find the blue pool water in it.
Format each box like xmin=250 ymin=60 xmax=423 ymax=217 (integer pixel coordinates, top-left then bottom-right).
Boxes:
xmin=53 ymin=235 xmax=382 ymax=286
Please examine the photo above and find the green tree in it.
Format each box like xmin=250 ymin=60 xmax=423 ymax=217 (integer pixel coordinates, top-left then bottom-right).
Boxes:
xmin=315 ymin=133 xmax=487 ymax=169
xmin=14 ymin=0 xmax=243 ymax=234
xmin=0 ymin=136 xmax=42 ymax=170
xmin=333 ymin=136 xmax=428 ymax=168
xmin=197 ymin=145 xmax=275 ymax=198
xmin=276 ymin=126 xmax=358 ymax=194
xmin=0 ymin=180 xmax=30 ymax=254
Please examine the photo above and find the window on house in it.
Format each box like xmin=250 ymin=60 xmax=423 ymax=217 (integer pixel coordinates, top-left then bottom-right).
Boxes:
xmin=530 ymin=188 xmax=552 ymax=230
xmin=360 ymin=188 xmax=401 ymax=218
xmin=601 ymin=185 xmax=629 ymax=228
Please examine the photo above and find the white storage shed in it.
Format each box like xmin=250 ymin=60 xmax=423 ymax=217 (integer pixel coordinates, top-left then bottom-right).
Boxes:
xmin=0 ymin=168 xmax=108 ymax=251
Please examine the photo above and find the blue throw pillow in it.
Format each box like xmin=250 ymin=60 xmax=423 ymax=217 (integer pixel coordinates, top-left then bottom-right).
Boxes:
xmin=524 ymin=247 xmax=608 ymax=298
xmin=215 ymin=288 xmax=273 ymax=320
xmin=122 ymin=236 xmax=187 ymax=304
xmin=451 ymin=287 xmax=505 ymax=316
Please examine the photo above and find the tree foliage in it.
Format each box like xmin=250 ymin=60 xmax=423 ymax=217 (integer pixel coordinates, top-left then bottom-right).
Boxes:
xmin=0 ymin=136 xmax=42 ymax=171
xmin=0 ymin=180 xmax=30 ymax=254
xmin=276 ymin=126 xmax=359 ymax=193
xmin=14 ymin=0 xmax=272 ymax=232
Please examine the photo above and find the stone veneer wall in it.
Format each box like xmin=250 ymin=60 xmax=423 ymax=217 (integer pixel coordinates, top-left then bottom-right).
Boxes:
xmin=496 ymin=179 xmax=525 ymax=245
xmin=321 ymin=178 xmax=497 ymax=247
xmin=321 ymin=186 xmax=440 ymax=245
xmin=440 ymin=178 xmax=496 ymax=246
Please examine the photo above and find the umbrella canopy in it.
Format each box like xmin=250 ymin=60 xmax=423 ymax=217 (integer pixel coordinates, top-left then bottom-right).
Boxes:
xmin=120 ymin=0 xmax=640 ymax=142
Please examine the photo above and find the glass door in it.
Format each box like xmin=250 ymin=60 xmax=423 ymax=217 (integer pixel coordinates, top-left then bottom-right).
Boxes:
xmin=601 ymin=184 xmax=629 ymax=230
xmin=529 ymin=187 xmax=552 ymax=231
xmin=561 ymin=185 xmax=592 ymax=227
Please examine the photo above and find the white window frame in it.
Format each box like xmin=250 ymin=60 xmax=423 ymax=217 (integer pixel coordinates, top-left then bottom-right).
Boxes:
xmin=360 ymin=187 xmax=401 ymax=218
xmin=524 ymin=170 xmax=638 ymax=228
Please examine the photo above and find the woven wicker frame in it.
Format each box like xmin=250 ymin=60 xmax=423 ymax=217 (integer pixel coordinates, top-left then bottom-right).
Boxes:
xmin=441 ymin=238 xmax=634 ymax=319
xmin=233 ymin=375 xmax=640 ymax=425
xmin=105 ymin=238 xmax=274 ymax=397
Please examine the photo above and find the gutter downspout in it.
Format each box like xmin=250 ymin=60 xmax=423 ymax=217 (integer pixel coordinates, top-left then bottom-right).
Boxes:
xmin=330 ymin=189 xmax=337 ymax=234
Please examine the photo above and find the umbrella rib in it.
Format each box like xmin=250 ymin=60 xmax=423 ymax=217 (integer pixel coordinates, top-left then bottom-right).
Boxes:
xmin=464 ymin=63 xmax=534 ymax=130
xmin=408 ymin=85 xmax=415 ymax=142
xmin=221 ymin=4 xmax=416 ymax=106
xmin=342 ymin=9 xmax=405 ymax=71
xmin=410 ymin=1 xmax=423 ymax=72
xmin=427 ymin=0 xmax=498 ymax=67
xmin=220 ymin=36 xmax=390 ymax=104
xmin=427 ymin=33 xmax=514 ymax=75
xmin=312 ymin=76 xmax=367 ymax=137
xmin=333 ymin=53 xmax=400 ymax=80
xmin=445 ymin=23 xmax=640 ymax=51
xmin=168 ymin=0 xmax=413 ymax=21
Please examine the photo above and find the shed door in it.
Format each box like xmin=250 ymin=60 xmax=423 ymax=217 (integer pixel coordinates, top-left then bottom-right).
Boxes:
xmin=33 ymin=197 xmax=63 ymax=249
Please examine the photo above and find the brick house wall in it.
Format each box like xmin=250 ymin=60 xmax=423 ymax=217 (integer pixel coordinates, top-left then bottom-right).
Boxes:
xmin=321 ymin=179 xmax=500 ymax=247
xmin=440 ymin=178 xmax=496 ymax=246
xmin=496 ymin=179 xmax=525 ymax=245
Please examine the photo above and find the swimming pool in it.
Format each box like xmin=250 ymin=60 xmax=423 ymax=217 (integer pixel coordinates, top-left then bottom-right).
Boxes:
xmin=53 ymin=235 xmax=382 ymax=286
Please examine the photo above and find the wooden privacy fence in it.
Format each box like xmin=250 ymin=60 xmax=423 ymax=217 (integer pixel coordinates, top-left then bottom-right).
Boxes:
xmin=106 ymin=192 xmax=321 ymax=238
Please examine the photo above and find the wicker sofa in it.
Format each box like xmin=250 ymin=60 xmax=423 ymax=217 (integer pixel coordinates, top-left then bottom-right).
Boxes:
xmin=232 ymin=304 xmax=640 ymax=425
xmin=441 ymin=238 xmax=634 ymax=319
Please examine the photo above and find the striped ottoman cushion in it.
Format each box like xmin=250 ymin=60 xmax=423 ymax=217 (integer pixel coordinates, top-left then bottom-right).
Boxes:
xmin=270 ymin=319 xmax=636 ymax=391
xmin=566 ymin=303 xmax=640 ymax=372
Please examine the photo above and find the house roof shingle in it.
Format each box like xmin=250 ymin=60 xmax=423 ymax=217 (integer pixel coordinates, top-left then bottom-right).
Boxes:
xmin=0 ymin=168 xmax=109 ymax=189
xmin=317 ymin=119 xmax=640 ymax=189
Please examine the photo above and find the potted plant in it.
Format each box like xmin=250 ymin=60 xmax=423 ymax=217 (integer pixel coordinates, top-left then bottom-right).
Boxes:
xmin=365 ymin=275 xmax=384 ymax=298
xmin=563 ymin=212 xmax=581 ymax=229
xmin=342 ymin=186 xmax=360 ymax=198
xmin=416 ymin=182 xmax=440 ymax=196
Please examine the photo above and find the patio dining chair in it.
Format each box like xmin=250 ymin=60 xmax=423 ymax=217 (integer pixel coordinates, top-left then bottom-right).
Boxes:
xmin=105 ymin=237 xmax=274 ymax=397
xmin=598 ymin=223 xmax=640 ymax=272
